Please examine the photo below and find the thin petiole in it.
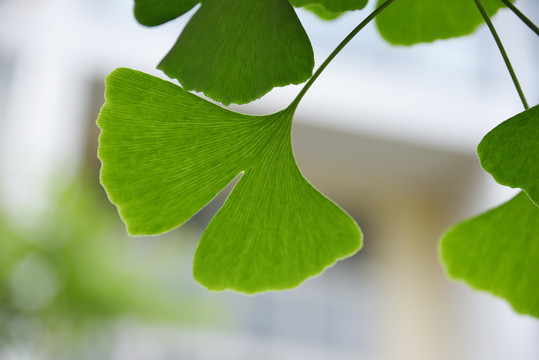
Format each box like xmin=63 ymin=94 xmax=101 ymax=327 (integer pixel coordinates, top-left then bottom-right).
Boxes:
xmin=474 ymin=0 xmax=529 ymax=110
xmin=499 ymin=0 xmax=539 ymax=37
xmin=289 ymin=0 xmax=396 ymax=110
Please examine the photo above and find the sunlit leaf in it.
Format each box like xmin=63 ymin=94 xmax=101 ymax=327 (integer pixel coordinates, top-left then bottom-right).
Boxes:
xmin=440 ymin=192 xmax=539 ymax=318
xmin=375 ymin=0 xmax=508 ymax=45
xmin=97 ymin=68 xmax=362 ymax=293
xmin=478 ymin=105 xmax=539 ymax=206
xmin=134 ymin=0 xmax=314 ymax=105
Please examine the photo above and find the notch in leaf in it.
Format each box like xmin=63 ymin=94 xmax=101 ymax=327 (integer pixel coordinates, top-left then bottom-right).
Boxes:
xmin=97 ymin=68 xmax=362 ymax=293
xmin=133 ymin=0 xmax=314 ymax=105
xmin=477 ymin=104 xmax=539 ymax=206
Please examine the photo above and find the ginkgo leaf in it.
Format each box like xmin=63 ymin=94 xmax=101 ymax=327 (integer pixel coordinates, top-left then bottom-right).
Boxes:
xmin=97 ymin=68 xmax=362 ymax=293
xmin=290 ymin=0 xmax=368 ymax=14
xmin=478 ymin=105 xmax=539 ymax=206
xmin=133 ymin=0 xmax=314 ymax=105
xmin=134 ymin=0 xmax=199 ymax=26
xmin=159 ymin=0 xmax=314 ymax=105
xmin=440 ymin=192 xmax=539 ymax=318
xmin=375 ymin=0 xmax=508 ymax=45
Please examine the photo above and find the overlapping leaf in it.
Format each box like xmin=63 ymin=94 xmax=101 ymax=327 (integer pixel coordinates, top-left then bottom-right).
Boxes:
xmin=134 ymin=0 xmax=314 ymax=105
xmin=441 ymin=105 xmax=538 ymax=317
xmin=440 ymin=192 xmax=539 ymax=318
xmin=478 ymin=105 xmax=539 ymax=206
xmin=375 ymin=0 xmax=509 ymax=45
xmin=97 ymin=68 xmax=362 ymax=293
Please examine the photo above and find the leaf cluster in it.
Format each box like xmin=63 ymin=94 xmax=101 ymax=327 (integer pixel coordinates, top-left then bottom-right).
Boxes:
xmin=96 ymin=0 xmax=537 ymax=318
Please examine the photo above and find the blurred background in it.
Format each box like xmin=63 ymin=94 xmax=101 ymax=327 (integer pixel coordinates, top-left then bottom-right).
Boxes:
xmin=0 ymin=0 xmax=538 ymax=359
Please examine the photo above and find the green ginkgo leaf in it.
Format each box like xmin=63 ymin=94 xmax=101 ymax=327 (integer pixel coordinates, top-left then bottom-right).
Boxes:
xmin=97 ymin=68 xmax=362 ymax=293
xmin=440 ymin=192 xmax=539 ymax=318
xmin=133 ymin=0 xmax=314 ymax=105
xmin=478 ymin=105 xmax=539 ymax=206
xmin=375 ymin=0 xmax=508 ymax=45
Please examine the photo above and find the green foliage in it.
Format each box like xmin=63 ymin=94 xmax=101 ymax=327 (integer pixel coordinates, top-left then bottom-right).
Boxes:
xmin=136 ymin=0 xmax=314 ymax=105
xmin=132 ymin=0 xmax=512 ymax=107
xmin=440 ymin=192 xmax=539 ymax=317
xmin=97 ymin=68 xmax=361 ymax=293
xmin=438 ymin=108 xmax=539 ymax=318
xmin=375 ymin=0 xmax=508 ymax=45
xmin=92 ymin=0 xmax=539 ymax=315
xmin=440 ymin=104 xmax=539 ymax=318
xmin=478 ymin=105 xmax=539 ymax=206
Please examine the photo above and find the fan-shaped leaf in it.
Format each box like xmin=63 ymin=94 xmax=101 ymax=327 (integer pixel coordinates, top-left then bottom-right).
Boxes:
xmin=159 ymin=0 xmax=314 ymax=105
xmin=440 ymin=192 xmax=539 ymax=318
xmin=478 ymin=105 xmax=539 ymax=206
xmin=133 ymin=0 xmax=314 ymax=105
xmin=97 ymin=68 xmax=362 ymax=293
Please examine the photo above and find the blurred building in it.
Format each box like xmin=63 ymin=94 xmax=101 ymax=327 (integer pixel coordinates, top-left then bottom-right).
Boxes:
xmin=0 ymin=0 xmax=538 ymax=359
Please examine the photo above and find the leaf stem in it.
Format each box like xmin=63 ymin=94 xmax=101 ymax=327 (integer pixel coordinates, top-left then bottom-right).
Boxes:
xmin=499 ymin=0 xmax=539 ymax=37
xmin=289 ymin=0 xmax=395 ymax=110
xmin=474 ymin=0 xmax=529 ymax=110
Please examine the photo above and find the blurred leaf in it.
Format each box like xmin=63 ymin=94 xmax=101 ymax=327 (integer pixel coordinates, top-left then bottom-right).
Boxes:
xmin=97 ymin=68 xmax=362 ymax=293
xmin=440 ymin=192 xmax=539 ymax=318
xmin=301 ymin=4 xmax=343 ymax=20
xmin=375 ymin=0 xmax=508 ymax=45
xmin=478 ymin=105 xmax=539 ymax=206
xmin=0 ymin=216 xmax=32 ymax=323
xmin=134 ymin=0 xmax=314 ymax=105
xmin=0 ymin=177 xmax=210 ymax=331
xmin=290 ymin=0 xmax=367 ymax=14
